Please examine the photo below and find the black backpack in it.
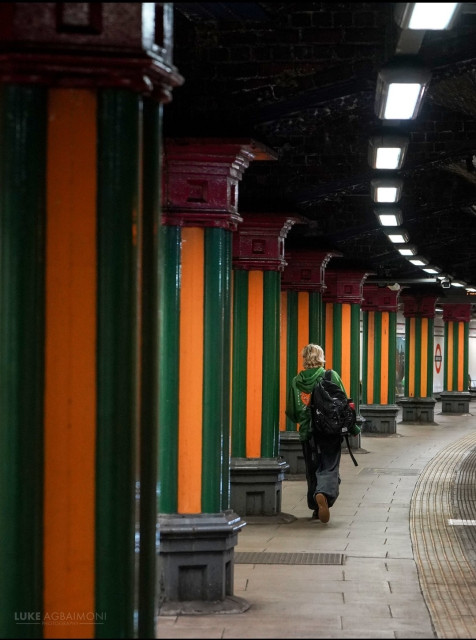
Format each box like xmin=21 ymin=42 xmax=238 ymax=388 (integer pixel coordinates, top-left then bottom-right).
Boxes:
xmin=310 ymin=369 xmax=358 ymax=466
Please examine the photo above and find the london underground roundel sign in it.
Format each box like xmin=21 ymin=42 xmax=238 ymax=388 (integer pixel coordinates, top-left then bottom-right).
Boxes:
xmin=435 ymin=343 xmax=442 ymax=374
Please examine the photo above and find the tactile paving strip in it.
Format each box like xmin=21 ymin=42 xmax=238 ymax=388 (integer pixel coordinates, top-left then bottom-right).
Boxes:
xmin=410 ymin=431 xmax=476 ymax=639
xmin=234 ymin=551 xmax=345 ymax=565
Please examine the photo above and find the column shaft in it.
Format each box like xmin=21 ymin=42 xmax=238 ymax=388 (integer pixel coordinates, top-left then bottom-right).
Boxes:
xmin=0 ymin=84 xmax=47 ymax=639
xmin=444 ymin=319 xmax=469 ymax=391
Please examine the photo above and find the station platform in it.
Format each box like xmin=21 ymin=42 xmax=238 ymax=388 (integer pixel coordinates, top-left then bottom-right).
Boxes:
xmin=157 ymin=402 xmax=476 ymax=639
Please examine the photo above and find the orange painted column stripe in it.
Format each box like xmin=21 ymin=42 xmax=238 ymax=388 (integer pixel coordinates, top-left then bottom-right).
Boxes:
xmin=279 ymin=292 xmax=287 ymax=430
xmin=409 ymin=318 xmax=416 ymax=397
xmin=367 ymin=312 xmax=375 ymax=404
xmin=297 ymin=291 xmax=309 ymax=362
xmin=246 ymin=271 xmax=264 ymax=457
xmin=420 ymin=318 xmax=428 ymax=397
xmin=458 ymin=322 xmax=465 ymax=390
xmin=447 ymin=324 xmax=454 ymax=391
xmin=381 ymin=312 xmax=389 ymax=404
xmin=325 ymin=304 xmax=333 ymax=368
xmin=178 ymin=227 xmax=204 ymax=513
xmin=44 ymin=89 xmax=97 ymax=639
xmin=341 ymin=304 xmax=351 ymax=393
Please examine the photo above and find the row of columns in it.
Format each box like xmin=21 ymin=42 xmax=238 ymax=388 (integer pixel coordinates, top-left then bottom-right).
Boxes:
xmin=0 ymin=4 xmax=473 ymax=636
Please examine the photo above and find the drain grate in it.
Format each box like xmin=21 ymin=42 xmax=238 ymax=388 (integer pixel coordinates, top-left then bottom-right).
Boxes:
xmin=359 ymin=467 xmax=421 ymax=476
xmin=234 ymin=551 xmax=344 ymax=565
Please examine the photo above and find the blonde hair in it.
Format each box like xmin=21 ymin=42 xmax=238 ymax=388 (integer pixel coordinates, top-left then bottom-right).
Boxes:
xmin=301 ymin=343 xmax=325 ymax=369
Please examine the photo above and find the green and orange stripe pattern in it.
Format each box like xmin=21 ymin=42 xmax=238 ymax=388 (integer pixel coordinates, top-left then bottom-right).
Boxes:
xmin=444 ymin=320 xmax=469 ymax=392
xmin=404 ymin=316 xmax=434 ymax=398
xmin=158 ymin=226 xmax=232 ymax=515
xmin=0 ymin=86 xmax=160 ymax=638
xmin=362 ymin=310 xmax=397 ymax=404
xmin=323 ymin=302 xmax=361 ymax=409
xmin=231 ymin=270 xmax=281 ymax=458
xmin=279 ymin=290 xmax=323 ymax=430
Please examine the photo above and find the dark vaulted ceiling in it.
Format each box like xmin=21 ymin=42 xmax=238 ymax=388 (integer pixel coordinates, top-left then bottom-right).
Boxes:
xmin=166 ymin=2 xmax=476 ymax=305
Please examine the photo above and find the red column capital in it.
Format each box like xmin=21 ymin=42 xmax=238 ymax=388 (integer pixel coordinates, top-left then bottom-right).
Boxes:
xmin=232 ymin=213 xmax=298 ymax=271
xmin=362 ymin=284 xmax=400 ymax=312
xmin=322 ymin=269 xmax=373 ymax=304
xmin=0 ymin=3 xmax=184 ymax=102
xmin=281 ymin=250 xmax=342 ymax=292
xmin=162 ymin=138 xmax=277 ymax=230
xmin=400 ymin=293 xmax=438 ymax=318
xmin=442 ymin=303 xmax=472 ymax=323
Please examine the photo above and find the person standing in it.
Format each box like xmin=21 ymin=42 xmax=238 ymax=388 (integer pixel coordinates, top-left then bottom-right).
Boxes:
xmin=285 ymin=343 xmax=360 ymax=523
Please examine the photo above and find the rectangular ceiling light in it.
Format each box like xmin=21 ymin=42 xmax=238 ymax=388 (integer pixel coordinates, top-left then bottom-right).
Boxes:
xmin=375 ymin=63 xmax=431 ymax=120
xmin=374 ymin=206 xmax=403 ymax=226
xmin=384 ymin=227 xmax=409 ymax=243
xmin=396 ymin=243 xmax=417 ymax=255
xmin=423 ymin=265 xmax=441 ymax=274
xmin=395 ymin=3 xmax=461 ymax=30
xmin=368 ymin=133 xmax=409 ymax=169
xmin=371 ymin=178 xmax=403 ymax=203
xmin=409 ymin=256 xmax=428 ymax=266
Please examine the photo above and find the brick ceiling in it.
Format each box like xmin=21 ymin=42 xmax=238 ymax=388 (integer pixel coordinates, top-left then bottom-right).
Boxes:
xmin=166 ymin=2 xmax=476 ymax=304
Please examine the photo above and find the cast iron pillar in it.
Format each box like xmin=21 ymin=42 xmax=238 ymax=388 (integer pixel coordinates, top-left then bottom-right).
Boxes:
xmin=0 ymin=4 xmax=182 ymax=638
xmin=440 ymin=303 xmax=472 ymax=413
xmin=322 ymin=269 xmax=373 ymax=452
xmin=159 ymin=138 xmax=276 ymax=615
xmin=360 ymin=285 xmax=401 ymax=434
xmin=231 ymin=213 xmax=297 ymax=520
xmin=279 ymin=250 xmax=342 ymax=474
xmin=398 ymin=293 xmax=438 ymax=423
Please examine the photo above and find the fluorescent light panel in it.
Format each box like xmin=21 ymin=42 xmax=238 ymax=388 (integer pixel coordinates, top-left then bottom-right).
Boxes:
xmin=386 ymin=83 xmax=422 ymax=119
xmin=399 ymin=3 xmax=461 ymax=30
xmin=451 ymin=280 xmax=466 ymax=288
xmin=396 ymin=243 xmax=417 ymax=255
xmin=423 ymin=266 xmax=441 ymax=274
xmin=375 ymin=206 xmax=403 ymax=226
xmin=384 ymin=227 xmax=409 ymax=243
xmin=409 ymin=256 xmax=428 ymax=266
xmin=375 ymin=64 xmax=431 ymax=121
xmin=368 ymin=133 xmax=409 ymax=170
xmin=376 ymin=147 xmax=402 ymax=169
xmin=371 ymin=178 xmax=403 ymax=203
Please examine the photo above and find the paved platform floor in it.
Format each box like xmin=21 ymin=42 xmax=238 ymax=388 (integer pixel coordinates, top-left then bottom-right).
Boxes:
xmin=157 ymin=402 xmax=476 ymax=639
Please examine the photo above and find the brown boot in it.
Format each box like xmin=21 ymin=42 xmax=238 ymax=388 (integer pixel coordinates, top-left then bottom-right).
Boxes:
xmin=315 ymin=493 xmax=330 ymax=523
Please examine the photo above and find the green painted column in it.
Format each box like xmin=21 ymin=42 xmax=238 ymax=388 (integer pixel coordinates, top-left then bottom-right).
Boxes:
xmin=280 ymin=251 xmax=340 ymax=433
xmin=231 ymin=214 xmax=297 ymax=460
xmin=0 ymin=6 xmax=183 ymax=638
xmin=400 ymin=294 xmax=438 ymax=398
xmin=322 ymin=270 xmax=371 ymax=441
xmin=0 ymin=84 xmax=47 ymax=639
xmin=322 ymin=270 xmax=370 ymax=412
xmin=138 ymin=97 xmax=163 ymax=639
xmin=359 ymin=284 xmax=401 ymax=434
xmin=442 ymin=304 xmax=471 ymax=392
xmin=96 ymin=88 xmax=140 ymax=639
xmin=361 ymin=285 xmax=400 ymax=405
xmin=158 ymin=139 xmax=275 ymax=610
xmin=397 ymin=293 xmax=438 ymax=423
xmin=230 ymin=213 xmax=297 ymax=518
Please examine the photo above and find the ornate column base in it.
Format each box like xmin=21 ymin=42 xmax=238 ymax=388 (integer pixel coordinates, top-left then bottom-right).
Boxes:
xmin=397 ymin=397 xmax=437 ymax=423
xmin=440 ymin=391 xmax=471 ymax=414
xmin=230 ymin=457 xmax=290 ymax=517
xmin=158 ymin=510 xmax=249 ymax=615
xmin=279 ymin=431 xmax=306 ymax=474
xmin=359 ymin=404 xmax=400 ymax=435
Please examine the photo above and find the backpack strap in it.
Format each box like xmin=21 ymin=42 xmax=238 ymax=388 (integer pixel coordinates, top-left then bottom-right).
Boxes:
xmin=344 ymin=433 xmax=359 ymax=467
xmin=324 ymin=369 xmax=332 ymax=381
